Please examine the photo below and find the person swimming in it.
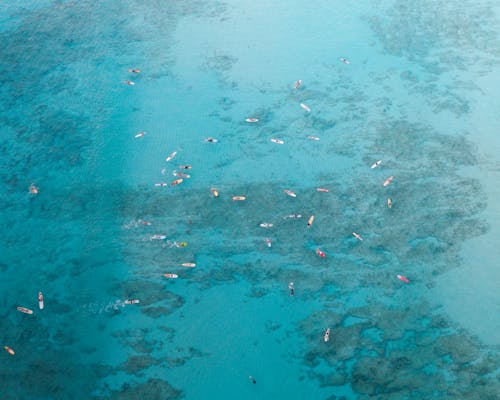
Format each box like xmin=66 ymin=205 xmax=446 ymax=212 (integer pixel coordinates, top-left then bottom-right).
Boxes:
xmin=29 ymin=183 xmax=38 ymax=194
xmin=249 ymin=376 xmax=257 ymax=384
xmin=288 ymin=282 xmax=295 ymax=296
xmin=128 ymin=68 xmax=141 ymax=73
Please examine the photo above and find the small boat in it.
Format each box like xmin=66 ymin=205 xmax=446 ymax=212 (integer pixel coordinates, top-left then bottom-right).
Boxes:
xmin=260 ymin=223 xmax=273 ymax=228
xmin=284 ymin=189 xmax=296 ymax=197
xmin=170 ymin=178 xmax=183 ymax=186
xmin=316 ymin=248 xmax=326 ymax=258
xmin=387 ymin=198 xmax=392 ymax=208
xmin=397 ymin=274 xmax=410 ymax=283
xmin=124 ymin=299 xmax=140 ymax=305
xmin=181 ymin=263 xmax=196 ymax=268
xmin=179 ymin=165 xmax=192 ymax=170
xmin=265 ymin=238 xmax=272 ymax=248
xmin=371 ymin=160 xmax=382 ymax=169
xmin=340 ymin=57 xmax=350 ymax=64
xmin=210 ymin=188 xmax=219 ymax=197
xmin=135 ymin=131 xmax=146 ymax=138
xmin=164 ymin=273 xmax=178 ymax=279
xmin=288 ymin=282 xmax=294 ymax=296
xmin=300 ymin=103 xmax=311 ymax=112
xmin=307 ymin=215 xmax=315 ymax=227
xmin=124 ymin=80 xmax=135 ymax=85
xmin=324 ymin=328 xmax=330 ymax=342
xmin=204 ymin=137 xmax=218 ymax=143
xmin=154 ymin=182 xmax=168 ymax=187
xmin=17 ymin=306 xmax=33 ymax=315
xmin=316 ymin=187 xmax=329 ymax=193
xmin=307 ymin=135 xmax=320 ymax=141
xmin=271 ymin=138 xmax=284 ymax=144
xmin=232 ymin=196 xmax=246 ymax=201
xmin=245 ymin=118 xmax=259 ymax=123
xmin=4 ymin=346 xmax=15 ymax=355
xmin=352 ymin=232 xmax=364 ymax=241
xmin=165 ymin=151 xmax=177 ymax=162
xmin=38 ymin=292 xmax=44 ymax=310
xmin=138 ymin=220 xmax=152 ymax=226
xmin=128 ymin=68 xmax=141 ymax=73
xmin=383 ymin=176 xmax=394 ymax=187
xmin=294 ymin=79 xmax=302 ymax=89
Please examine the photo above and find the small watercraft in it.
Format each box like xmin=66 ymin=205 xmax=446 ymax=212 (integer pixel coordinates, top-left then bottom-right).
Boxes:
xmin=124 ymin=299 xmax=140 ymax=305
xmin=307 ymin=135 xmax=320 ymax=141
xmin=124 ymin=80 xmax=135 ymax=85
xmin=324 ymin=328 xmax=330 ymax=342
xmin=170 ymin=178 xmax=183 ymax=186
xmin=300 ymin=103 xmax=311 ymax=112
xmin=181 ymin=263 xmax=196 ymax=268
xmin=397 ymin=274 xmax=410 ymax=283
xmin=371 ymin=160 xmax=382 ymax=169
xmin=316 ymin=248 xmax=326 ymax=258
xmin=307 ymin=215 xmax=315 ymax=227
xmin=294 ymin=79 xmax=302 ymax=89
xmin=154 ymin=182 xmax=168 ymax=187
xmin=135 ymin=131 xmax=146 ymax=138
xmin=210 ymin=188 xmax=219 ymax=197
xmin=173 ymin=171 xmax=190 ymax=178
xmin=271 ymin=138 xmax=284 ymax=144
xmin=340 ymin=57 xmax=350 ymax=64
xmin=4 ymin=346 xmax=15 ymax=355
xmin=165 ymin=151 xmax=177 ymax=162
xmin=260 ymin=223 xmax=273 ymax=228
xmin=316 ymin=187 xmax=329 ymax=193
xmin=128 ymin=68 xmax=141 ymax=73
xmin=232 ymin=196 xmax=246 ymax=201
xmin=284 ymin=214 xmax=302 ymax=219
xmin=17 ymin=306 xmax=33 ymax=315
xmin=352 ymin=232 xmax=363 ymax=241
xmin=387 ymin=198 xmax=392 ymax=208
xmin=288 ymin=282 xmax=294 ymax=296
xmin=284 ymin=189 xmax=296 ymax=197
xmin=245 ymin=118 xmax=259 ymax=123
xmin=164 ymin=273 xmax=178 ymax=279
xmin=38 ymin=292 xmax=44 ymax=310
xmin=265 ymin=238 xmax=272 ymax=248
xmin=150 ymin=235 xmax=166 ymax=240
xmin=204 ymin=137 xmax=218 ymax=143
xmin=383 ymin=176 xmax=394 ymax=187
xmin=179 ymin=165 xmax=192 ymax=170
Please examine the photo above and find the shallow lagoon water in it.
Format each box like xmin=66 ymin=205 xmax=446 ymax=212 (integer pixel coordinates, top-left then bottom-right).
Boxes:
xmin=0 ymin=1 xmax=499 ymax=399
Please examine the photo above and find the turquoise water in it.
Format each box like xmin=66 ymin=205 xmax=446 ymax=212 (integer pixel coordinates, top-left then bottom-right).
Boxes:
xmin=1 ymin=1 xmax=499 ymax=399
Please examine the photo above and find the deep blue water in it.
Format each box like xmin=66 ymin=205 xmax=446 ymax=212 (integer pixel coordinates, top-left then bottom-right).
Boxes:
xmin=1 ymin=1 xmax=499 ymax=399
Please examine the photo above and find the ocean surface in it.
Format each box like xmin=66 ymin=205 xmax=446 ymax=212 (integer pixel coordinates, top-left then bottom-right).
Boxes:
xmin=1 ymin=1 xmax=499 ymax=399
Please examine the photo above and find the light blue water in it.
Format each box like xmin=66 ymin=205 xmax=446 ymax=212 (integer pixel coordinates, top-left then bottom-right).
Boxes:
xmin=1 ymin=1 xmax=499 ymax=399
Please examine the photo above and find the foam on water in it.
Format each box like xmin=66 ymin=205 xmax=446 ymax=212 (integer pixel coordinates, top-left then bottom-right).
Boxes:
xmin=0 ymin=1 xmax=499 ymax=399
